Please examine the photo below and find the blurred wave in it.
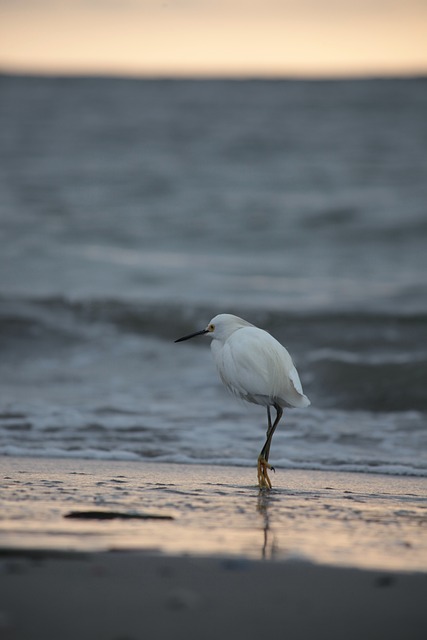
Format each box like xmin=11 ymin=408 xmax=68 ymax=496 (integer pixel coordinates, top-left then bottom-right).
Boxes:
xmin=1 ymin=294 xmax=427 ymax=414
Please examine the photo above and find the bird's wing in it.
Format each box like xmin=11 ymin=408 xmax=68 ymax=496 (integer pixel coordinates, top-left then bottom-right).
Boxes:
xmin=288 ymin=364 xmax=310 ymax=407
xmin=218 ymin=331 xmax=272 ymax=399
xmin=215 ymin=327 xmax=305 ymax=406
xmin=289 ymin=364 xmax=303 ymax=394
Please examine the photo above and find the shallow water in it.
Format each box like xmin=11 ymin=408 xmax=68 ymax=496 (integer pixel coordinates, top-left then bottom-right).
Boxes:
xmin=0 ymin=76 xmax=426 ymax=475
xmin=1 ymin=457 xmax=426 ymax=570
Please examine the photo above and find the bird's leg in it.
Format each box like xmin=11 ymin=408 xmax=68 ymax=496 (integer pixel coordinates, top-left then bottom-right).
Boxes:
xmin=257 ymin=404 xmax=283 ymax=489
xmin=263 ymin=405 xmax=282 ymax=463
xmin=257 ymin=407 xmax=273 ymax=486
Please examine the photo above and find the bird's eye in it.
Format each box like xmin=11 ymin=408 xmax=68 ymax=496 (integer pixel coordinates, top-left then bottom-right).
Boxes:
xmin=208 ymin=324 xmax=215 ymax=332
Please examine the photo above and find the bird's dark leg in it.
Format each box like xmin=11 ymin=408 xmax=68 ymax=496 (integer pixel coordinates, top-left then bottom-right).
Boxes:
xmin=257 ymin=404 xmax=283 ymax=489
xmin=263 ymin=404 xmax=282 ymax=462
xmin=266 ymin=406 xmax=272 ymax=438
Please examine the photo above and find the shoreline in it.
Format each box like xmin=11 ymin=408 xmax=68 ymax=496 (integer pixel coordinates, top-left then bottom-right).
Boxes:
xmin=1 ymin=455 xmax=426 ymax=571
xmin=1 ymin=456 xmax=426 ymax=639
xmin=2 ymin=449 xmax=427 ymax=478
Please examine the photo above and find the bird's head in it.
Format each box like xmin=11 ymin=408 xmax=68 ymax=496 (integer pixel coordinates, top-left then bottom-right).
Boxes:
xmin=174 ymin=313 xmax=253 ymax=344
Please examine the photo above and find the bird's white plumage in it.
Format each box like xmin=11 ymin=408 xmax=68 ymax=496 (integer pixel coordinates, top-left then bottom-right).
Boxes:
xmin=208 ymin=314 xmax=310 ymax=409
xmin=175 ymin=313 xmax=310 ymax=488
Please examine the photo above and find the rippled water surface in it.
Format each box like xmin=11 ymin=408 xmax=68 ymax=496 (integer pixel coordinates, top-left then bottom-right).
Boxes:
xmin=1 ymin=76 xmax=426 ymax=475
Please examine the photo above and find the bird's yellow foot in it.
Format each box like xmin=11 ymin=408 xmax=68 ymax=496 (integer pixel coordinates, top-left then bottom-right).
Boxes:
xmin=257 ymin=456 xmax=275 ymax=489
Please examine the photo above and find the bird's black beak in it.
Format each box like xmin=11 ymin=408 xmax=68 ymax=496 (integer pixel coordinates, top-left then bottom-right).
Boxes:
xmin=174 ymin=329 xmax=208 ymax=343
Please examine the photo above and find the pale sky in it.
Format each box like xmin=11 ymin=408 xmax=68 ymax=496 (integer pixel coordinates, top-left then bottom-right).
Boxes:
xmin=1 ymin=0 xmax=426 ymax=77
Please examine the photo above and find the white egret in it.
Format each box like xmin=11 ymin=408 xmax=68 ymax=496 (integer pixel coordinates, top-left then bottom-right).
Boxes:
xmin=175 ymin=314 xmax=310 ymax=489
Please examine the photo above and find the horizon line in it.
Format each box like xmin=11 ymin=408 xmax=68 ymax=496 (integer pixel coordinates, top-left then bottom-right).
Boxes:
xmin=1 ymin=68 xmax=427 ymax=82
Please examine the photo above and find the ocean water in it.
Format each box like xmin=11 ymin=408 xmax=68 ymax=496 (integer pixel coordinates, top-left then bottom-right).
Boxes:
xmin=0 ymin=75 xmax=426 ymax=476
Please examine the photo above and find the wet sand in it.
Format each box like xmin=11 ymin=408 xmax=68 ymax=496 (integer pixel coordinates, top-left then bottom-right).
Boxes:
xmin=1 ymin=457 xmax=426 ymax=639
xmin=1 ymin=550 xmax=427 ymax=640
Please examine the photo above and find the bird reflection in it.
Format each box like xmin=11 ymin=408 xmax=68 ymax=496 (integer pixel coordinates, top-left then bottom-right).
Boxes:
xmin=257 ymin=490 xmax=278 ymax=559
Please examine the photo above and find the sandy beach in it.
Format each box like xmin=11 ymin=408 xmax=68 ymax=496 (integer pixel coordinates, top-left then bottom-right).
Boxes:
xmin=1 ymin=550 xmax=427 ymax=640
xmin=1 ymin=456 xmax=426 ymax=639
